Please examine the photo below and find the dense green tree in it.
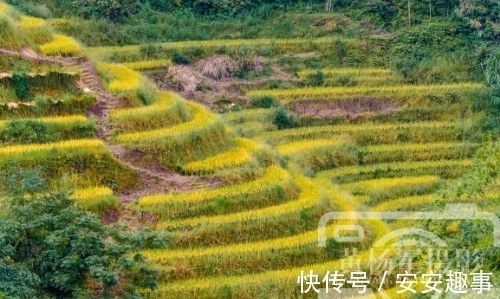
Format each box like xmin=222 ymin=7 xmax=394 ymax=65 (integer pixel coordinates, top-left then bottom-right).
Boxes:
xmin=485 ymin=47 xmax=500 ymax=91
xmin=456 ymin=0 xmax=500 ymax=39
xmin=72 ymin=0 xmax=144 ymax=22
xmin=0 ymin=167 xmax=165 ymax=299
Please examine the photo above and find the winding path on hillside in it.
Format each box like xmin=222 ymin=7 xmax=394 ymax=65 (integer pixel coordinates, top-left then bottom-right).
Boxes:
xmin=0 ymin=48 xmax=216 ymax=226
xmin=77 ymin=57 xmax=220 ymax=200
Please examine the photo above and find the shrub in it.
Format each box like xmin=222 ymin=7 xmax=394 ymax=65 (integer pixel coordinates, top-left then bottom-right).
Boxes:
xmin=485 ymin=47 xmax=500 ymax=91
xmin=273 ymin=107 xmax=297 ymax=129
xmin=172 ymin=52 xmax=190 ymax=65
xmin=0 ymin=168 xmax=163 ymax=299
xmin=139 ymin=43 xmax=163 ymax=59
xmin=251 ymin=96 xmax=276 ymax=108
xmin=11 ymin=73 xmax=30 ymax=101
xmin=0 ymin=116 xmax=96 ymax=145
xmin=306 ymin=70 xmax=325 ymax=87
xmin=0 ymin=119 xmax=47 ymax=144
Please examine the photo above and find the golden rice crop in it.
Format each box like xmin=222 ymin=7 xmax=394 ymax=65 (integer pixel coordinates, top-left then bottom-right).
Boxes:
xmin=342 ymin=175 xmax=441 ymax=196
xmin=139 ymin=166 xmax=290 ymax=208
xmin=145 ymin=223 xmax=338 ymax=260
xmin=297 ymin=68 xmax=392 ymax=78
xmin=19 ymin=16 xmax=46 ymax=29
xmin=110 ymin=92 xmax=190 ymax=133
xmin=363 ymin=142 xmax=476 ymax=163
xmin=0 ymin=3 xmax=9 ymax=15
xmin=276 ymin=139 xmax=340 ymax=156
xmin=157 ymin=175 xmax=321 ymax=230
xmin=247 ymin=83 xmax=484 ymax=102
xmin=114 ymin=102 xmax=218 ymax=145
xmin=0 ymin=138 xmax=137 ymax=190
xmin=110 ymin=93 xmax=180 ymax=120
xmin=379 ymin=192 xmax=500 ymax=220
xmin=180 ymin=138 xmax=259 ymax=174
xmin=372 ymin=194 xmax=437 ymax=212
xmin=96 ymin=62 xmax=141 ymax=93
xmin=120 ymin=59 xmax=172 ymax=71
xmin=70 ymin=187 xmax=119 ymax=213
xmin=0 ymin=115 xmax=89 ymax=128
xmin=146 ymin=219 xmax=389 ymax=276
xmin=115 ymin=101 xmax=234 ymax=167
xmin=258 ymin=121 xmax=463 ymax=145
xmin=18 ymin=16 xmax=53 ymax=45
xmin=316 ymin=159 xmax=472 ymax=182
xmin=232 ymin=121 xmax=276 ymax=138
xmin=87 ymin=37 xmax=355 ymax=60
xmin=366 ymin=142 xmax=469 ymax=154
xmin=222 ymin=108 xmax=275 ymax=124
xmin=151 ymin=264 xmax=414 ymax=299
xmin=324 ymin=186 xmax=391 ymax=238
xmin=71 ymin=186 xmax=114 ymax=201
xmin=181 ymin=148 xmax=252 ymax=174
xmin=0 ymin=139 xmax=103 ymax=156
xmin=40 ymin=34 xmax=81 ymax=57
xmin=234 ymin=137 xmax=261 ymax=151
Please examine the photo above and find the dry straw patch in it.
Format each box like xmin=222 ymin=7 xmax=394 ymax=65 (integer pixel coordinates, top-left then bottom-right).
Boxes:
xmin=196 ymin=55 xmax=238 ymax=80
xmin=167 ymin=65 xmax=199 ymax=94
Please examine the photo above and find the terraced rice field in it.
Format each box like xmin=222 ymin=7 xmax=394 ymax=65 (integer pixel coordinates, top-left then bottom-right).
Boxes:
xmin=0 ymin=6 xmax=496 ymax=297
xmin=114 ymin=55 xmax=486 ymax=297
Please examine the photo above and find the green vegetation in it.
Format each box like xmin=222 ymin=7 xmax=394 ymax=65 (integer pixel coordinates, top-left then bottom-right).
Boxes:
xmin=0 ymin=116 xmax=95 ymax=144
xmin=11 ymin=73 xmax=29 ymax=101
xmin=0 ymin=168 xmax=163 ymax=299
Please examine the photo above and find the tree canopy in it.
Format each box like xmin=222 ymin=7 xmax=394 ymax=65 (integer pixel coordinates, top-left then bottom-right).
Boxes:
xmin=0 ymin=167 xmax=164 ymax=299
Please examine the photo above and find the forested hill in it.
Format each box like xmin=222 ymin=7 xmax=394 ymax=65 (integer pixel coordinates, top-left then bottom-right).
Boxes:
xmin=5 ymin=0 xmax=499 ymax=45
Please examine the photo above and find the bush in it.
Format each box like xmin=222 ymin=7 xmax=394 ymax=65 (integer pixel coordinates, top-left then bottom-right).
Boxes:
xmin=172 ymin=52 xmax=190 ymax=65
xmin=306 ymin=70 xmax=325 ymax=87
xmin=0 ymin=119 xmax=48 ymax=144
xmin=273 ymin=107 xmax=297 ymax=129
xmin=0 ymin=167 xmax=166 ymax=299
xmin=0 ymin=118 xmax=96 ymax=145
xmin=251 ymin=96 xmax=276 ymax=108
xmin=485 ymin=47 xmax=500 ymax=91
xmin=139 ymin=43 xmax=163 ymax=59
xmin=11 ymin=73 xmax=30 ymax=101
